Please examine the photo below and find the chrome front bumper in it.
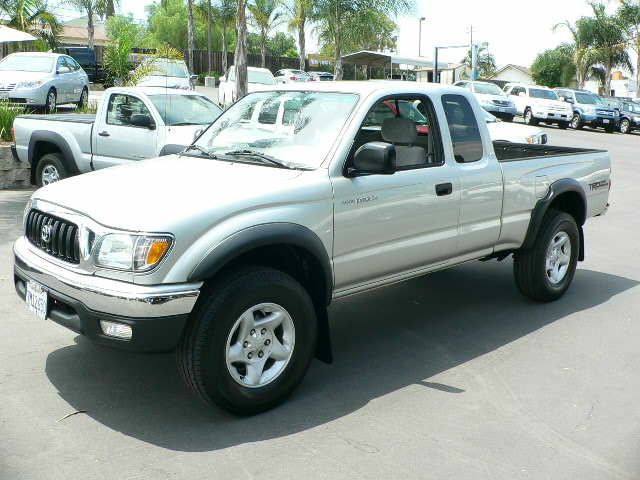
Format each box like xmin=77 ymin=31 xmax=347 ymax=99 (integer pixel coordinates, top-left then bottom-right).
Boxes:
xmin=13 ymin=236 xmax=201 ymax=318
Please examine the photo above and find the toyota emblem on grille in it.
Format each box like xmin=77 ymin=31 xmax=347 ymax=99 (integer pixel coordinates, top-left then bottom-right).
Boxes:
xmin=41 ymin=224 xmax=52 ymax=243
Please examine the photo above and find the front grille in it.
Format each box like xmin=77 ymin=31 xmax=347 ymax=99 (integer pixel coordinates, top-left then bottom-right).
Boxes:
xmin=596 ymin=109 xmax=613 ymax=116
xmin=25 ymin=209 xmax=80 ymax=264
xmin=0 ymin=83 xmax=16 ymax=93
xmin=548 ymin=105 xmax=566 ymax=112
xmin=492 ymin=100 xmax=511 ymax=106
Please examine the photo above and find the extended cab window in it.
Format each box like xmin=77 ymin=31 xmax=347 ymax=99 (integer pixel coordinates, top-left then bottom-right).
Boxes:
xmin=106 ymin=94 xmax=153 ymax=127
xmin=356 ymin=96 xmax=441 ymax=169
xmin=441 ymin=94 xmax=483 ymax=163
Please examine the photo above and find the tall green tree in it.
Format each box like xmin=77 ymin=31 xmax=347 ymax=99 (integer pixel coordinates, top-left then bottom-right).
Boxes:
xmin=286 ymin=0 xmax=312 ymax=71
xmin=531 ymin=44 xmax=577 ymax=88
xmin=617 ymin=0 xmax=640 ymax=96
xmin=589 ymin=2 xmax=633 ymax=95
xmin=313 ymin=0 xmax=413 ymax=81
xmin=248 ymin=0 xmax=285 ymax=67
xmin=459 ymin=45 xmax=497 ymax=79
xmin=0 ymin=0 xmax=61 ymax=49
xmin=235 ymin=0 xmax=248 ymax=97
xmin=187 ymin=0 xmax=195 ymax=72
xmin=217 ymin=0 xmax=237 ymax=73
xmin=65 ymin=0 xmax=109 ymax=50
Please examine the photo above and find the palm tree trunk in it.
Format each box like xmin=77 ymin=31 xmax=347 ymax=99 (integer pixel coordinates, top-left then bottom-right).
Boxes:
xmin=222 ymin=24 xmax=228 ymax=73
xmin=207 ymin=0 xmax=213 ymax=73
xmin=261 ymin=28 xmax=267 ymax=68
xmin=187 ymin=0 xmax=195 ymax=73
xmin=235 ymin=0 xmax=248 ymax=99
xmin=87 ymin=7 xmax=95 ymax=50
xmin=605 ymin=60 xmax=613 ymax=96
xmin=636 ymin=39 xmax=640 ymax=97
xmin=106 ymin=0 xmax=116 ymax=17
xmin=297 ymin=19 xmax=306 ymax=71
xmin=333 ymin=5 xmax=343 ymax=81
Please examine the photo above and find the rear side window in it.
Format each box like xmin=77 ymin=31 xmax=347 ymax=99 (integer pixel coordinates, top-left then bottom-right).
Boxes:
xmin=441 ymin=94 xmax=483 ymax=163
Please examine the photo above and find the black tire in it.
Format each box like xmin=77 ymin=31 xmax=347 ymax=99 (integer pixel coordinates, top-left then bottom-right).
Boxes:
xmin=513 ymin=210 xmax=579 ymax=302
xmin=45 ymin=88 xmax=56 ymax=114
xmin=177 ymin=266 xmax=317 ymax=415
xmin=570 ymin=113 xmax=583 ymax=130
xmin=35 ymin=152 xmax=67 ymax=187
xmin=77 ymin=87 xmax=88 ymax=108
xmin=619 ymin=118 xmax=631 ymax=134
xmin=524 ymin=108 xmax=538 ymax=125
xmin=558 ymin=121 xmax=569 ymax=130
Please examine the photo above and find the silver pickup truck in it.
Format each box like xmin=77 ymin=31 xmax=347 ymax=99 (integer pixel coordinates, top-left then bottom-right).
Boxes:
xmin=12 ymin=86 xmax=222 ymax=186
xmin=13 ymin=82 xmax=611 ymax=415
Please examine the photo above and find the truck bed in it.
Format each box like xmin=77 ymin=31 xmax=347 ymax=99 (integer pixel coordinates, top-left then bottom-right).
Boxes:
xmin=493 ymin=142 xmax=604 ymax=162
xmin=19 ymin=114 xmax=95 ymax=125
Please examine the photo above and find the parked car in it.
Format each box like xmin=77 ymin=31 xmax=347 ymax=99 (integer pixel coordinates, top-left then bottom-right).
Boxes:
xmin=454 ymin=80 xmax=517 ymax=121
xmin=136 ymin=58 xmax=198 ymax=90
xmin=483 ymin=110 xmax=547 ymax=144
xmin=12 ymin=87 xmax=223 ymax=186
xmin=504 ymin=83 xmax=572 ymax=128
xmin=0 ymin=52 xmax=89 ymax=112
xmin=274 ymin=69 xmax=311 ymax=84
xmin=13 ymin=81 xmax=611 ymax=414
xmin=308 ymin=71 xmax=334 ymax=81
xmin=57 ymin=47 xmax=103 ymax=84
xmin=218 ymin=66 xmax=276 ymax=108
xmin=553 ymin=88 xmax=619 ymax=133
xmin=602 ymin=96 xmax=640 ymax=134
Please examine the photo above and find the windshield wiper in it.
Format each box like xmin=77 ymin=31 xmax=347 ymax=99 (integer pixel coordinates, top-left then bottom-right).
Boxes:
xmin=181 ymin=145 xmax=218 ymax=159
xmin=223 ymin=149 xmax=299 ymax=169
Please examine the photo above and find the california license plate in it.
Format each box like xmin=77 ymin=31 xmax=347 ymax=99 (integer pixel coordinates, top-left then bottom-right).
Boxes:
xmin=603 ymin=119 xmax=610 ymax=124
xmin=26 ymin=280 xmax=48 ymax=321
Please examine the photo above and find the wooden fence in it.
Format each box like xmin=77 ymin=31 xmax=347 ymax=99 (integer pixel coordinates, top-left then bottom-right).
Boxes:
xmin=186 ymin=50 xmax=301 ymax=75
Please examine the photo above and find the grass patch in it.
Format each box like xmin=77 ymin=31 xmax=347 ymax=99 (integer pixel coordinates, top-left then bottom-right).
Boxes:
xmin=0 ymin=101 xmax=25 ymax=141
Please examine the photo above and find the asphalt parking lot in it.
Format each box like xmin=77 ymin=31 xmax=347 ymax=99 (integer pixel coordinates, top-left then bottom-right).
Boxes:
xmin=1 ymin=125 xmax=639 ymax=480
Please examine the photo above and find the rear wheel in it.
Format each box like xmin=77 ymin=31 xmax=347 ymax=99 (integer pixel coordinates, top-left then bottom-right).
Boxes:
xmin=569 ymin=113 xmax=582 ymax=130
xmin=35 ymin=153 xmax=67 ymax=187
xmin=45 ymin=88 xmax=56 ymax=114
xmin=524 ymin=108 xmax=537 ymax=125
xmin=77 ymin=87 xmax=88 ymax=108
xmin=177 ymin=267 xmax=317 ymax=415
xmin=619 ymin=118 xmax=631 ymax=134
xmin=513 ymin=210 xmax=579 ymax=302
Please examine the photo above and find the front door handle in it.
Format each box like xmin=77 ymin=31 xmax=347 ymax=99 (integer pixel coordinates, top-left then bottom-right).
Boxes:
xmin=98 ymin=131 xmax=110 ymax=137
xmin=435 ymin=182 xmax=453 ymax=196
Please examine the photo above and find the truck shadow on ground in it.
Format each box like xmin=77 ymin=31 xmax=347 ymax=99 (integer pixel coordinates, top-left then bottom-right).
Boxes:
xmin=45 ymin=260 xmax=638 ymax=452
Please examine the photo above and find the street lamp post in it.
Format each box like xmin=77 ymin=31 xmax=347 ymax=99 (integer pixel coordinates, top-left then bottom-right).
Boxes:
xmin=418 ymin=17 xmax=426 ymax=57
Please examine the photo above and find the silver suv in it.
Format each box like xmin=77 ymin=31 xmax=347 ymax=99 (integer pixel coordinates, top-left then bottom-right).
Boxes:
xmin=0 ymin=52 xmax=89 ymax=112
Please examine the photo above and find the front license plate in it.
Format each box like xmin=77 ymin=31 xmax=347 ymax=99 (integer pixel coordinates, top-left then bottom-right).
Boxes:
xmin=26 ymin=280 xmax=48 ymax=321
xmin=499 ymin=108 xmax=506 ymax=112
xmin=603 ymin=119 xmax=610 ymax=124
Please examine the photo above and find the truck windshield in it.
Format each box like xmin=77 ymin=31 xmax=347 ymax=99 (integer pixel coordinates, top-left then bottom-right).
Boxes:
xmin=530 ymin=88 xmax=559 ymax=100
xmin=150 ymin=94 xmax=223 ymax=126
xmin=0 ymin=55 xmax=53 ymax=73
xmin=575 ymin=92 xmax=603 ymax=105
xmin=193 ymin=90 xmax=359 ymax=169
xmin=474 ymin=83 xmax=505 ymax=96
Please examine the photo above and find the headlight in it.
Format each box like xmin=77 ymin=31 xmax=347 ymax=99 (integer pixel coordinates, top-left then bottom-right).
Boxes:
xmin=584 ymin=106 xmax=596 ymax=114
xmin=95 ymin=234 xmax=172 ymax=271
xmin=634 ymin=116 xmax=640 ymax=122
xmin=526 ymin=135 xmax=542 ymax=144
xmin=17 ymin=80 xmax=43 ymax=89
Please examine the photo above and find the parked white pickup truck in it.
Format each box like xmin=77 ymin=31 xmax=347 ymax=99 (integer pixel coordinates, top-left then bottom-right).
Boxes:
xmin=13 ymin=82 xmax=611 ymax=415
xmin=12 ymin=87 xmax=222 ymax=186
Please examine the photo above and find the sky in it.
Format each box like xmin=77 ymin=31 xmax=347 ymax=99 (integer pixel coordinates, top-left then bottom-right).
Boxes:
xmin=52 ymin=0 xmax=619 ymax=68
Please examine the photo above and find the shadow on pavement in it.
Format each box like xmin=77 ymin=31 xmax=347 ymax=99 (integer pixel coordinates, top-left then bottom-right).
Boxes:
xmin=45 ymin=260 xmax=638 ymax=452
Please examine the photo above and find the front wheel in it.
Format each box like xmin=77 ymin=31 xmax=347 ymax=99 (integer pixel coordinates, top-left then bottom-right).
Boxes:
xmin=619 ymin=118 xmax=631 ymax=134
xmin=45 ymin=88 xmax=57 ymax=114
xmin=524 ymin=108 xmax=538 ymax=125
xmin=177 ymin=267 xmax=317 ymax=415
xmin=570 ymin=113 xmax=582 ymax=130
xmin=35 ymin=153 xmax=67 ymax=187
xmin=513 ymin=210 xmax=579 ymax=302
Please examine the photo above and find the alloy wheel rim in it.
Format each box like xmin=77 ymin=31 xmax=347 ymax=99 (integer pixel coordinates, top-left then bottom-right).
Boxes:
xmin=41 ymin=164 xmax=60 ymax=185
xmin=225 ymin=302 xmax=295 ymax=388
xmin=571 ymin=115 xmax=579 ymax=128
xmin=525 ymin=111 xmax=531 ymax=123
xmin=545 ymin=231 xmax=571 ymax=285
xmin=81 ymin=90 xmax=88 ymax=106
xmin=621 ymin=120 xmax=629 ymax=133
xmin=47 ymin=92 xmax=56 ymax=112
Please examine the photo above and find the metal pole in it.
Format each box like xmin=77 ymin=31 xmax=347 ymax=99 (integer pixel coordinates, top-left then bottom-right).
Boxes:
xmin=418 ymin=17 xmax=425 ymax=56
xmin=433 ymin=47 xmax=439 ymax=84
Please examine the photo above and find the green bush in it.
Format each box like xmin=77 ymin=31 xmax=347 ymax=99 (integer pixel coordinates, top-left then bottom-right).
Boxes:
xmin=198 ymin=70 xmax=222 ymax=84
xmin=0 ymin=101 xmax=25 ymax=142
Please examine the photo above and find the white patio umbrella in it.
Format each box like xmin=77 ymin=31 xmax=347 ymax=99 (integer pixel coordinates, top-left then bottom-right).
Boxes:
xmin=0 ymin=25 xmax=37 ymax=43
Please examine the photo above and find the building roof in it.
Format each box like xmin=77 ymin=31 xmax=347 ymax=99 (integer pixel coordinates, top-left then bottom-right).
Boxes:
xmin=60 ymin=16 xmax=107 ymax=45
xmin=490 ymin=64 xmax=531 ymax=78
xmin=341 ymin=50 xmax=450 ymax=69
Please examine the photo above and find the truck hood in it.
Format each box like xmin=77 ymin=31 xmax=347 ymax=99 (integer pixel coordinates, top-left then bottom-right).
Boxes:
xmin=165 ymin=125 xmax=210 ymax=147
xmin=34 ymin=155 xmax=305 ymax=231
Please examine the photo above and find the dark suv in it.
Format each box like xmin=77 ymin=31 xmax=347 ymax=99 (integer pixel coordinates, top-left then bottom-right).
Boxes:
xmin=554 ymin=88 xmax=619 ymax=133
xmin=58 ymin=47 xmax=103 ymax=83
xmin=602 ymin=97 xmax=640 ymax=134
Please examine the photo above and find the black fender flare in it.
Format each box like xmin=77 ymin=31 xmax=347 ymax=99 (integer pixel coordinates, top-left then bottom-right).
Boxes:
xmin=522 ymin=178 xmax=586 ymax=260
xmin=188 ymin=223 xmax=334 ymax=305
xmin=28 ymin=130 xmax=80 ymax=183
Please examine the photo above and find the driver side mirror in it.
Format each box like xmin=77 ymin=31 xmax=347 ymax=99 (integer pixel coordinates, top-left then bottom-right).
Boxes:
xmin=347 ymin=142 xmax=396 ymax=177
xmin=130 ymin=113 xmax=156 ymax=130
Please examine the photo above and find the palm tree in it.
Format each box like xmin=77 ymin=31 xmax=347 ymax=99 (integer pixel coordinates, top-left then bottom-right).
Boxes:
xmin=553 ymin=17 xmax=599 ymax=89
xmin=187 ymin=0 xmax=195 ymax=73
xmin=235 ymin=0 xmax=248 ymax=98
xmin=248 ymin=0 xmax=285 ymax=68
xmin=65 ymin=0 xmax=109 ymax=50
xmin=617 ymin=0 xmax=640 ymax=96
xmin=105 ymin=0 xmax=117 ymax=17
xmin=313 ymin=0 xmax=413 ymax=81
xmin=286 ymin=0 xmax=312 ymax=71
xmin=460 ymin=45 xmax=497 ymax=79
xmin=0 ymin=0 xmax=61 ymax=49
xmin=218 ymin=0 xmax=237 ymax=74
